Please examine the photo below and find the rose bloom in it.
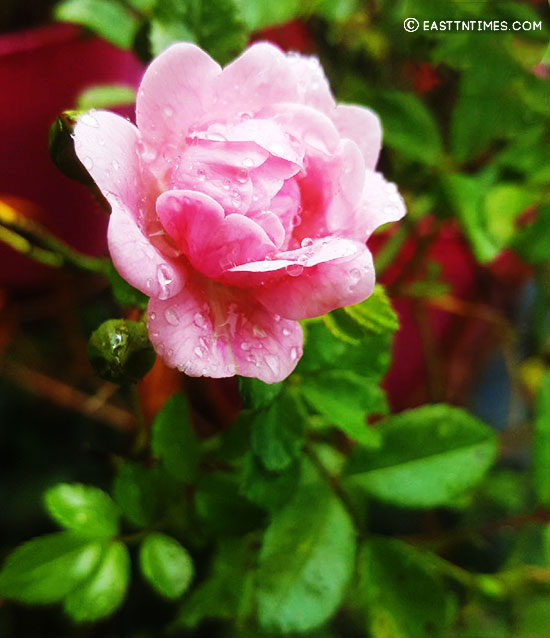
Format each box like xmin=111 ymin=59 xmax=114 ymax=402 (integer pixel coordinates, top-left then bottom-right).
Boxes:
xmin=75 ymin=43 xmax=405 ymax=383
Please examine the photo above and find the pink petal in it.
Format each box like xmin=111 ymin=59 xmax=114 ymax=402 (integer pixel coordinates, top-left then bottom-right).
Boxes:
xmin=212 ymin=43 xmax=299 ymax=118
xmin=294 ymin=140 xmax=365 ymax=244
xmin=349 ymin=171 xmax=407 ymax=242
xmin=255 ymin=242 xmax=375 ymax=319
xmin=287 ymin=53 xmax=336 ymax=114
xmin=332 ymin=104 xmax=382 ymax=170
xmin=147 ymin=274 xmax=303 ymax=383
xmin=262 ymin=103 xmax=340 ymax=155
xmin=157 ymin=190 xmax=276 ymax=277
xmin=136 ymin=43 xmax=221 ymax=154
xmin=108 ymin=206 xmax=186 ymax=300
xmin=74 ymin=110 xmax=148 ymax=217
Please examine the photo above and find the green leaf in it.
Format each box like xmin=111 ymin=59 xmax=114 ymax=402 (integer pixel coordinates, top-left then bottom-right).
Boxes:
xmin=441 ymin=171 xmax=501 ymax=263
xmin=368 ymin=91 xmax=443 ymax=165
xmin=0 ymin=533 xmax=103 ymax=604
xmin=43 ymin=483 xmax=119 ymax=538
xmin=250 ymin=391 xmax=306 ymax=471
xmin=513 ymin=205 xmax=550 ymax=264
xmin=346 ymin=404 xmax=497 ymax=508
xmin=194 ymin=473 xmax=264 ymax=536
xmin=54 ymin=0 xmax=140 ymax=49
xmin=484 ymin=184 xmax=535 ymax=247
xmin=257 ymin=479 xmax=356 ymax=633
xmin=150 ymin=0 xmax=247 ymax=64
xmin=234 ymin=0 xmax=301 ymax=30
xmin=533 ymin=371 xmax=550 ymax=506
xmin=76 ymin=85 xmax=136 ymax=110
xmin=356 ymin=538 xmax=452 ymax=638
xmin=176 ymin=536 xmax=258 ymax=628
xmin=139 ymin=533 xmax=194 ymax=599
xmin=240 ymin=453 xmax=300 ymax=512
xmin=107 ymin=264 xmax=148 ymax=309
xmin=338 ymin=285 xmax=399 ymax=338
xmin=297 ymin=321 xmax=391 ymax=382
xmin=113 ymin=462 xmax=158 ymax=528
xmin=239 ymin=377 xmax=284 ymax=410
xmin=64 ymin=541 xmax=131 ymax=623
xmin=151 ymin=393 xmax=200 ymax=483
xmin=300 ymin=370 xmax=386 ymax=447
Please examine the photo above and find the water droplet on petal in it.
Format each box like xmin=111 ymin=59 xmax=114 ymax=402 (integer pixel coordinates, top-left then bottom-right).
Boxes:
xmin=194 ymin=346 xmax=205 ymax=358
xmin=223 ymin=179 xmax=231 ymax=190
xmin=264 ymin=355 xmax=280 ymax=376
xmin=273 ymin=314 xmax=281 ymax=322
xmin=243 ymin=157 xmax=254 ymax=168
xmin=236 ymin=169 xmax=248 ymax=184
xmin=301 ymin=237 xmax=313 ymax=247
xmin=163 ymin=106 xmax=174 ymax=118
xmin=150 ymin=312 xmax=156 ymax=321
xmin=253 ymin=326 xmax=267 ymax=338
xmin=80 ymin=112 xmax=99 ymax=128
xmin=350 ymin=268 xmax=361 ymax=284
xmin=194 ymin=312 xmax=207 ymax=328
xmin=164 ymin=307 xmax=180 ymax=326
xmin=286 ymin=263 xmax=303 ymax=277
xmin=290 ymin=347 xmax=298 ymax=361
xmin=282 ymin=328 xmax=290 ymax=336
xmin=241 ymin=342 xmax=251 ymax=351
xmin=292 ymin=214 xmax=302 ymax=228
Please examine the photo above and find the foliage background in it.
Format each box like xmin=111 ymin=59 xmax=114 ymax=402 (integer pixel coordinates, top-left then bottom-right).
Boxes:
xmin=1 ymin=0 xmax=550 ymax=636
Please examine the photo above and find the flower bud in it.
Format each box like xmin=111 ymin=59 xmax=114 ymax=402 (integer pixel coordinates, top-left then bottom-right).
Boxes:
xmin=48 ymin=111 xmax=95 ymax=186
xmin=88 ymin=319 xmax=156 ymax=384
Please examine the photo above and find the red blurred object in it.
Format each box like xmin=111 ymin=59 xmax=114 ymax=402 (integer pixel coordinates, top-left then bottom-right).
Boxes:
xmin=402 ymin=62 xmax=441 ymax=94
xmin=251 ymin=20 xmax=315 ymax=53
xmin=0 ymin=22 xmax=143 ymax=286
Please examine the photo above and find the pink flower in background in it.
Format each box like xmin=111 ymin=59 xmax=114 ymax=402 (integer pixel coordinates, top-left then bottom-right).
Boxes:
xmin=74 ymin=42 xmax=405 ymax=383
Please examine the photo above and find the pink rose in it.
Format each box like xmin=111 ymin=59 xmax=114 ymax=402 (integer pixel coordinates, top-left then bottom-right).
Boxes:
xmin=74 ymin=43 xmax=405 ymax=383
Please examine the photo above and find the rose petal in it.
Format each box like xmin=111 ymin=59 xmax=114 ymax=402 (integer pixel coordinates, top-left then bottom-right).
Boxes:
xmin=136 ymin=43 xmax=221 ymax=154
xmin=332 ymin=104 xmax=382 ymax=170
xmin=256 ymin=242 xmax=375 ymax=319
xmin=287 ymin=53 xmax=336 ymax=113
xmin=74 ymin=110 xmax=149 ymax=216
xmin=348 ymin=171 xmax=407 ymax=242
xmin=157 ymin=189 xmax=276 ymax=277
xmin=212 ymin=43 xmax=299 ymax=119
xmin=147 ymin=274 xmax=303 ymax=383
xmin=108 ymin=205 xmax=186 ymax=300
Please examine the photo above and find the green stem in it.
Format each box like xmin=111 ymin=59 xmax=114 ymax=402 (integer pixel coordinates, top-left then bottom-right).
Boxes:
xmin=0 ymin=201 xmax=108 ymax=274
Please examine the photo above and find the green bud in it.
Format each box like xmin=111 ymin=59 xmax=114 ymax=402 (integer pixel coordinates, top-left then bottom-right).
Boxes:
xmin=48 ymin=110 xmax=94 ymax=186
xmin=88 ymin=320 xmax=156 ymax=385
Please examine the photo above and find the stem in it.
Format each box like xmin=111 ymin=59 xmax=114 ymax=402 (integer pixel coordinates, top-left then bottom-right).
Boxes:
xmin=0 ymin=200 xmax=108 ymax=274
xmin=304 ymin=443 xmax=364 ymax=532
xmin=129 ymin=383 xmax=149 ymax=456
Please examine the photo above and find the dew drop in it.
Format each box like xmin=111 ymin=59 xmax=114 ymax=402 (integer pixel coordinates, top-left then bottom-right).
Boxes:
xmin=163 ymin=106 xmax=174 ymax=118
xmin=292 ymin=213 xmax=302 ymax=227
xmin=273 ymin=314 xmax=281 ymax=322
xmin=164 ymin=307 xmax=180 ymax=326
xmin=243 ymin=157 xmax=254 ymax=168
xmin=194 ymin=346 xmax=204 ymax=358
xmin=240 ymin=342 xmax=251 ymax=351
xmin=282 ymin=328 xmax=291 ymax=336
xmin=301 ymin=237 xmax=313 ymax=247
xmin=80 ymin=112 xmax=99 ymax=128
xmin=264 ymin=355 xmax=280 ymax=376
xmin=253 ymin=326 xmax=267 ymax=338
xmin=167 ymin=348 xmax=174 ymax=357
xmin=196 ymin=167 xmax=206 ymax=181
xmin=146 ymin=278 xmax=153 ymax=290
xmin=350 ymin=268 xmax=361 ymax=284
xmin=223 ymin=179 xmax=231 ymax=190
xmin=290 ymin=347 xmax=298 ymax=361
xmin=150 ymin=312 xmax=156 ymax=321
xmin=286 ymin=263 xmax=303 ymax=277
xmin=236 ymin=169 xmax=248 ymax=184
xmin=194 ymin=312 xmax=207 ymax=328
